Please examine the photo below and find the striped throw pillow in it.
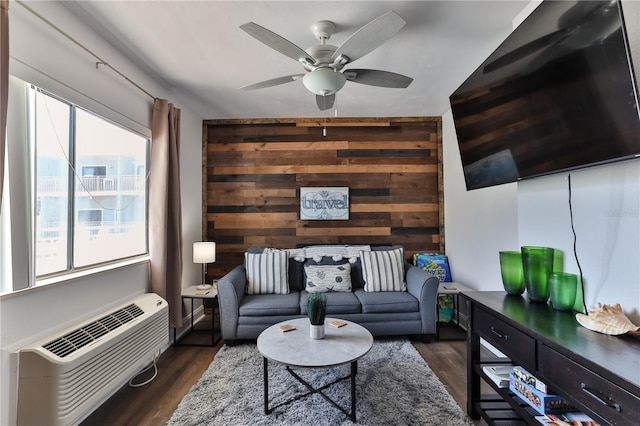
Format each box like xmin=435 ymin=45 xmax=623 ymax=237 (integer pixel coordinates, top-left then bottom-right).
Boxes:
xmin=245 ymin=249 xmax=289 ymax=294
xmin=361 ymin=248 xmax=407 ymax=292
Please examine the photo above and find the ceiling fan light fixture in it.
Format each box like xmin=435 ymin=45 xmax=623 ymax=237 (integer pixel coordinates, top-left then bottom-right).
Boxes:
xmin=302 ymin=68 xmax=346 ymax=96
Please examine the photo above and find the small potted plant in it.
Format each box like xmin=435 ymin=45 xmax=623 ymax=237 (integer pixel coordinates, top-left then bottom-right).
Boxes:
xmin=307 ymin=293 xmax=327 ymax=339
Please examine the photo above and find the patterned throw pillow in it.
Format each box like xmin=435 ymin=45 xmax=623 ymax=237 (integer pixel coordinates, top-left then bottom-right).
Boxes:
xmin=245 ymin=249 xmax=289 ymax=294
xmin=413 ymin=253 xmax=452 ymax=282
xmin=304 ymin=263 xmax=352 ymax=293
xmin=361 ymin=248 xmax=407 ymax=292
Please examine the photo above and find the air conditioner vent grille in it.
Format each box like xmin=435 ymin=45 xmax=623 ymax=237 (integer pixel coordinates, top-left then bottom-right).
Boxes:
xmin=43 ymin=303 xmax=144 ymax=357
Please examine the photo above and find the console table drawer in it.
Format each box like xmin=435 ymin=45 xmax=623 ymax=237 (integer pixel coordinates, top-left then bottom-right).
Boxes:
xmin=539 ymin=345 xmax=640 ymax=425
xmin=473 ymin=306 xmax=535 ymax=368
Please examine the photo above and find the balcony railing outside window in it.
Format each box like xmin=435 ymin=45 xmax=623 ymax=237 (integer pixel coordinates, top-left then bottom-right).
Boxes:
xmin=38 ymin=175 xmax=144 ymax=194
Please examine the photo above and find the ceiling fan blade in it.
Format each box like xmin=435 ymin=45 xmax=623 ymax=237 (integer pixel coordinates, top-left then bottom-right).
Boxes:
xmin=331 ymin=11 xmax=405 ymax=64
xmin=343 ymin=69 xmax=413 ymax=88
xmin=316 ymin=94 xmax=335 ymax=111
xmin=240 ymin=22 xmax=315 ymax=64
xmin=240 ymin=74 xmax=305 ymax=90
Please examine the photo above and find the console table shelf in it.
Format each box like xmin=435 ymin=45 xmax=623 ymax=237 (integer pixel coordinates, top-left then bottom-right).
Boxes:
xmin=473 ymin=362 xmax=543 ymax=425
xmin=462 ymin=291 xmax=640 ymax=426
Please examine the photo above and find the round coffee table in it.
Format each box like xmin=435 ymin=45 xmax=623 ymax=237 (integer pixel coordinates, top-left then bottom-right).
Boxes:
xmin=257 ymin=317 xmax=373 ymax=422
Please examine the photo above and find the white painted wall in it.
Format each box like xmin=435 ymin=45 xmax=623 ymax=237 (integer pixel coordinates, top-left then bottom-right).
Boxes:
xmin=443 ymin=0 xmax=640 ymax=325
xmin=1 ymin=2 xmax=204 ymax=424
xmin=517 ymin=163 xmax=640 ymax=319
xmin=442 ymin=110 xmax=519 ymax=290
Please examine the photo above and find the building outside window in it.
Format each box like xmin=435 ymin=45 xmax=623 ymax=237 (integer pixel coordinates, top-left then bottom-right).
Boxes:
xmin=33 ymin=87 xmax=149 ymax=277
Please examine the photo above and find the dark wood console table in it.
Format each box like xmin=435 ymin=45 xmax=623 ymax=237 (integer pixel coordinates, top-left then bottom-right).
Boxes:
xmin=462 ymin=291 xmax=640 ymax=425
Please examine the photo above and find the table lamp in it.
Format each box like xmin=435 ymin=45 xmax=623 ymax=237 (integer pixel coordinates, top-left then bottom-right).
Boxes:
xmin=193 ymin=241 xmax=216 ymax=290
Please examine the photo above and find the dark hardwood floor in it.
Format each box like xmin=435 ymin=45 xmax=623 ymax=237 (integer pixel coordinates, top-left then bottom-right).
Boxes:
xmin=82 ymin=321 xmax=489 ymax=426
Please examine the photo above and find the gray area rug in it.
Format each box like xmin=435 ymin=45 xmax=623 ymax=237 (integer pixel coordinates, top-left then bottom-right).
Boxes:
xmin=168 ymin=338 xmax=472 ymax=425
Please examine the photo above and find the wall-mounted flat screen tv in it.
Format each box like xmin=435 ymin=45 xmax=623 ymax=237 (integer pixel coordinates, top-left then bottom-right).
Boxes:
xmin=450 ymin=0 xmax=640 ymax=191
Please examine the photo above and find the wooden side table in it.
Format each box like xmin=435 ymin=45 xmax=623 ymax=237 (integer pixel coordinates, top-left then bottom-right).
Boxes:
xmin=436 ymin=281 xmax=472 ymax=340
xmin=174 ymin=283 xmax=219 ymax=346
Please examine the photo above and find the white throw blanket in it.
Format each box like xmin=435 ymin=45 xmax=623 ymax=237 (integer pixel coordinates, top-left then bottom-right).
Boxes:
xmin=287 ymin=245 xmax=371 ymax=263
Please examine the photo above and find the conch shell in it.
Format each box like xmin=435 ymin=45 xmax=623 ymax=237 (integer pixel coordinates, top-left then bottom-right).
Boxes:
xmin=576 ymin=303 xmax=640 ymax=335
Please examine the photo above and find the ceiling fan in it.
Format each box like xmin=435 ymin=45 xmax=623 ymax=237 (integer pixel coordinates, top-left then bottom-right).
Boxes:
xmin=239 ymin=11 xmax=414 ymax=111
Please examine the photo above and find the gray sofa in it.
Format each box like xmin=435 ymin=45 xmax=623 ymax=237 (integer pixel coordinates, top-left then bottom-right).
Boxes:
xmin=217 ymin=245 xmax=440 ymax=344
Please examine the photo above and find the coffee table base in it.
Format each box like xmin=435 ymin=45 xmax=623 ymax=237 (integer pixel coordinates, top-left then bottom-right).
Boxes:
xmin=263 ymin=357 xmax=358 ymax=422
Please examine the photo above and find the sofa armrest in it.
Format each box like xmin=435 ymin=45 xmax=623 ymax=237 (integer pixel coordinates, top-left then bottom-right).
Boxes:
xmin=405 ymin=263 xmax=440 ymax=335
xmin=217 ymin=264 xmax=247 ymax=341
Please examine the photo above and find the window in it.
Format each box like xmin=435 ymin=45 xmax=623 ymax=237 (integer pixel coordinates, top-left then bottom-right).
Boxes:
xmin=32 ymin=87 xmax=149 ymax=277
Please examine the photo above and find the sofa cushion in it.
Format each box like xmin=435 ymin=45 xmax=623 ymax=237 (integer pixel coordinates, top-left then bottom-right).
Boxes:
xmin=304 ymin=263 xmax=352 ymax=293
xmin=361 ymin=247 xmax=407 ymax=292
xmin=287 ymin=257 xmax=305 ymax=292
xmin=300 ymin=291 xmax=362 ymax=315
xmin=245 ymin=249 xmax=289 ymax=294
xmin=354 ymin=289 xmax=418 ymax=313
xmin=239 ymin=292 xmax=301 ymax=316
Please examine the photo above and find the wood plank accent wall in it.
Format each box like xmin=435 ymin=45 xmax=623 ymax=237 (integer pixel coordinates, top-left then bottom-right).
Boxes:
xmin=203 ymin=117 xmax=444 ymax=278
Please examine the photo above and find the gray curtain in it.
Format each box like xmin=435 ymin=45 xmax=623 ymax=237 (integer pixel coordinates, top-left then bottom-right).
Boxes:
xmin=150 ymin=98 xmax=183 ymax=328
xmin=1 ymin=0 xmax=8 ymax=207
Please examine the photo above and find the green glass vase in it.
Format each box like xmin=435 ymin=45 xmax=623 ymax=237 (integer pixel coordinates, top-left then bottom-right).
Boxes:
xmin=499 ymin=251 xmax=525 ymax=295
xmin=553 ymin=249 xmax=564 ymax=273
xmin=549 ymin=272 xmax=578 ymax=311
xmin=521 ymin=246 xmax=554 ymax=303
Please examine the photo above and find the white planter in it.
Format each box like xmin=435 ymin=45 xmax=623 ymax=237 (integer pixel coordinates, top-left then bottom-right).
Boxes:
xmin=310 ymin=324 xmax=325 ymax=339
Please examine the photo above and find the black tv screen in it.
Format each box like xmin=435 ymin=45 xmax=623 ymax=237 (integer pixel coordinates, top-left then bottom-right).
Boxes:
xmin=450 ymin=0 xmax=640 ymax=191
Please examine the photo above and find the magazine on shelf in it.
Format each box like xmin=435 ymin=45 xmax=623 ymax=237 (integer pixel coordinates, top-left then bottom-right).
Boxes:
xmin=481 ymin=365 xmax=513 ymax=388
xmin=535 ymin=412 xmax=601 ymax=425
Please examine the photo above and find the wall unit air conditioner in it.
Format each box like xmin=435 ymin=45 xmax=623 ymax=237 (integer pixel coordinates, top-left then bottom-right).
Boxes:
xmin=17 ymin=293 xmax=169 ymax=426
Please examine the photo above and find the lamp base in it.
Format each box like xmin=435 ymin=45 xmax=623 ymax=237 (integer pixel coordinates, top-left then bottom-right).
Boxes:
xmin=196 ymin=284 xmax=212 ymax=290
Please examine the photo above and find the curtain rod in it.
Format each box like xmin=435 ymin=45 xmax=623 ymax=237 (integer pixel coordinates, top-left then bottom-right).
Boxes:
xmin=16 ymin=0 xmax=155 ymax=100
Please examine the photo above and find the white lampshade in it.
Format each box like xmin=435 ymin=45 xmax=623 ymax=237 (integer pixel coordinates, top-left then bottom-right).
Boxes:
xmin=302 ymin=68 xmax=346 ymax=96
xmin=193 ymin=242 xmax=216 ymax=264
